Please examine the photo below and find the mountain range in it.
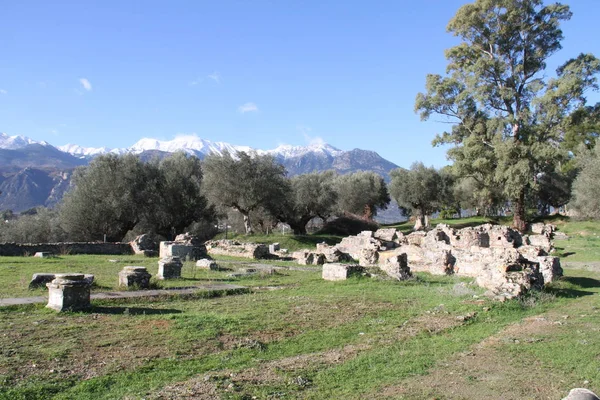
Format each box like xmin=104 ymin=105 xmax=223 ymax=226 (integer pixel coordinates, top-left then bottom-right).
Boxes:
xmin=0 ymin=132 xmax=401 ymax=216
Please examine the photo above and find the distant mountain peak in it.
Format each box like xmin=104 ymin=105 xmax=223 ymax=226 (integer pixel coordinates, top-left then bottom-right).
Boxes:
xmin=0 ymin=132 xmax=40 ymax=150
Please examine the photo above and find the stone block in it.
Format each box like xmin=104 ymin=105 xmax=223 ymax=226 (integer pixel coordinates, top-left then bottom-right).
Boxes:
xmin=157 ymin=256 xmax=183 ymax=280
xmin=30 ymin=273 xmax=94 ymax=289
xmin=196 ymin=258 xmax=218 ymax=270
xmin=46 ymin=273 xmax=92 ymax=312
xmin=159 ymin=241 xmax=207 ymax=261
xmin=269 ymin=243 xmax=280 ymax=253
xmin=118 ymin=266 xmax=152 ymax=288
xmin=34 ymin=252 xmax=54 ymax=258
xmin=322 ymin=263 xmax=363 ymax=281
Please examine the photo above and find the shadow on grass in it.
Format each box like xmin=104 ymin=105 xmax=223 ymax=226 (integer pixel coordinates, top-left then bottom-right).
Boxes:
xmin=87 ymin=306 xmax=182 ymax=315
xmin=562 ymin=276 xmax=600 ymax=289
xmin=545 ymin=276 xmax=600 ymax=299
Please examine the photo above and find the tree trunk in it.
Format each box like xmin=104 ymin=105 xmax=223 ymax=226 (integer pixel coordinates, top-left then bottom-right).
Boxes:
xmin=242 ymin=214 xmax=253 ymax=234
xmin=512 ymin=189 xmax=527 ymax=232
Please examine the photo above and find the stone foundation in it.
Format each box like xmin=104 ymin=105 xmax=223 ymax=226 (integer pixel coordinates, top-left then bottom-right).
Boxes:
xmin=157 ymin=257 xmax=183 ymax=279
xmin=118 ymin=266 xmax=152 ymax=288
xmin=46 ymin=274 xmax=92 ymax=311
xmin=322 ymin=263 xmax=363 ymax=281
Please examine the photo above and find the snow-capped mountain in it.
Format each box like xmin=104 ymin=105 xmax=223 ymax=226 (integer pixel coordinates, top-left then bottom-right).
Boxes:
xmin=0 ymin=132 xmax=401 ymax=212
xmin=128 ymin=136 xmax=254 ymax=156
xmin=57 ymin=144 xmax=114 ymax=157
xmin=0 ymin=132 xmax=46 ymax=149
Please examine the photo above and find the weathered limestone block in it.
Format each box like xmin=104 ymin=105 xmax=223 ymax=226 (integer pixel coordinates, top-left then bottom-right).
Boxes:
xmin=422 ymin=249 xmax=455 ymax=275
xmin=374 ymin=228 xmax=397 ymax=242
xmin=118 ymin=266 xmax=152 ymax=288
xmin=484 ymin=224 xmax=523 ymax=248
xmin=379 ymin=253 xmax=412 ymax=280
xmin=159 ymin=241 xmax=207 ymax=261
xmin=358 ymin=230 xmax=374 ymax=238
xmin=454 ymin=247 xmax=523 ymax=277
xmin=524 ymin=234 xmax=553 ymax=252
xmin=30 ymin=273 xmax=94 ymax=289
xmin=196 ymin=258 xmax=219 ymax=270
xmin=174 ymin=232 xmax=202 ymax=246
xmin=316 ymin=242 xmax=353 ymax=263
xmin=34 ymin=252 xmax=54 ymax=258
xmin=130 ymin=234 xmax=158 ymax=256
xmin=477 ymin=263 xmax=543 ymax=300
xmin=336 ymin=234 xmax=382 ymax=260
xmin=322 ymin=263 xmax=363 ymax=281
xmin=292 ymin=250 xmax=325 ymax=265
xmin=405 ymin=231 xmax=426 ymax=246
xmin=530 ymin=223 xmax=556 ymax=236
xmin=46 ymin=273 xmax=92 ymax=311
xmin=517 ymin=245 xmax=548 ymax=260
xmin=537 ymin=256 xmax=563 ymax=283
xmin=562 ymin=388 xmax=600 ymax=400
xmin=358 ymin=247 xmax=379 ymax=266
xmin=205 ymin=240 xmax=269 ymax=259
xmin=157 ymin=256 xmax=183 ymax=279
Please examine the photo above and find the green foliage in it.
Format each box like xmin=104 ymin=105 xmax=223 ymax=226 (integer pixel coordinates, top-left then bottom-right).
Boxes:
xmin=59 ymin=153 xmax=213 ymax=242
xmin=0 ymin=207 xmax=65 ymax=243
xmin=277 ymin=171 xmax=338 ymax=234
xmin=202 ymin=151 xmax=289 ymax=234
xmin=415 ymin=0 xmax=600 ymax=231
xmin=334 ymin=171 xmax=390 ymax=219
xmin=570 ymin=146 xmax=600 ymax=219
xmin=389 ymin=162 xmax=443 ymax=227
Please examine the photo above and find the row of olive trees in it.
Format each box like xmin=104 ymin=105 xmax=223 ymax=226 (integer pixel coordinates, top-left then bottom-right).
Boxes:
xmin=202 ymin=151 xmax=391 ymax=235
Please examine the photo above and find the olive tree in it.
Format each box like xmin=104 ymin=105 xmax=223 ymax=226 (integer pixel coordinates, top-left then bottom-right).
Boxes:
xmin=415 ymin=0 xmax=600 ymax=231
xmin=276 ymin=171 xmax=338 ymax=235
xmin=389 ymin=163 xmax=443 ymax=229
xmin=334 ymin=171 xmax=390 ymax=220
xmin=202 ymin=151 xmax=289 ymax=234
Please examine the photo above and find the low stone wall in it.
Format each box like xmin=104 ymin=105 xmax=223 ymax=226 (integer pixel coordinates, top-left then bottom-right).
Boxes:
xmin=0 ymin=242 xmax=133 ymax=257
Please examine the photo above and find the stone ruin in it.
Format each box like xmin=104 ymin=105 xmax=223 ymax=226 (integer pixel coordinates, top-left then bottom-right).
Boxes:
xmin=30 ymin=273 xmax=94 ymax=289
xmin=159 ymin=233 xmax=208 ymax=261
xmin=46 ymin=273 xmax=92 ymax=312
xmin=326 ymin=223 xmax=562 ymax=300
xmin=118 ymin=266 xmax=152 ymax=288
xmin=130 ymin=234 xmax=159 ymax=257
xmin=205 ymin=239 xmax=270 ymax=260
xmin=157 ymin=256 xmax=183 ymax=279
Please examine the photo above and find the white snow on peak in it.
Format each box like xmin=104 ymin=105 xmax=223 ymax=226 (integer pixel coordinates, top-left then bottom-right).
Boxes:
xmin=128 ymin=135 xmax=255 ymax=156
xmin=0 ymin=132 xmax=40 ymax=149
xmin=58 ymin=144 xmax=112 ymax=156
xmin=266 ymin=142 xmax=342 ymax=158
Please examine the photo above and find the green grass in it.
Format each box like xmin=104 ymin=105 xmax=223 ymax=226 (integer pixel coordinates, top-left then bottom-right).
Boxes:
xmin=2 ymin=216 xmax=600 ymax=398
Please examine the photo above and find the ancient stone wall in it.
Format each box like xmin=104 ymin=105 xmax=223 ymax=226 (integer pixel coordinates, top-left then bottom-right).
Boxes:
xmin=0 ymin=242 xmax=133 ymax=256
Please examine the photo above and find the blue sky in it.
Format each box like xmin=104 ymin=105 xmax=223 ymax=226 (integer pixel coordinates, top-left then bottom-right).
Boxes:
xmin=1 ymin=0 xmax=599 ymax=168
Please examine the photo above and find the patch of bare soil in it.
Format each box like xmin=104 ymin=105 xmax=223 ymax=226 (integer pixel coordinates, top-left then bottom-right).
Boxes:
xmin=147 ymin=379 xmax=219 ymax=400
xmin=378 ymin=309 xmax=591 ymax=399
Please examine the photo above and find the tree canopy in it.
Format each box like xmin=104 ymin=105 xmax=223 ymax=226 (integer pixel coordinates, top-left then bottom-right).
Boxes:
xmin=389 ymin=163 xmax=443 ymax=228
xmin=202 ymin=151 xmax=289 ymax=234
xmin=60 ymin=153 xmax=213 ymax=241
xmin=276 ymin=171 xmax=338 ymax=234
xmin=415 ymin=0 xmax=600 ymax=231
xmin=334 ymin=171 xmax=390 ymax=220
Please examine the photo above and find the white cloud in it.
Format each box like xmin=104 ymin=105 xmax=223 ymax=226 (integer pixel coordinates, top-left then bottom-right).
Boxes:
xmin=79 ymin=78 xmax=92 ymax=91
xmin=189 ymin=78 xmax=203 ymax=86
xmin=297 ymin=125 xmax=325 ymax=146
xmin=0 ymin=89 xmax=6 ymax=94
xmin=238 ymin=102 xmax=259 ymax=114
xmin=207 ymin=71 xmax=221 ymax=83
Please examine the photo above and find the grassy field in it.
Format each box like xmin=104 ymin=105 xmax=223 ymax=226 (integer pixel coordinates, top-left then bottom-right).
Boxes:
xmin=1 ymin=217 xmax=600 ymax=399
